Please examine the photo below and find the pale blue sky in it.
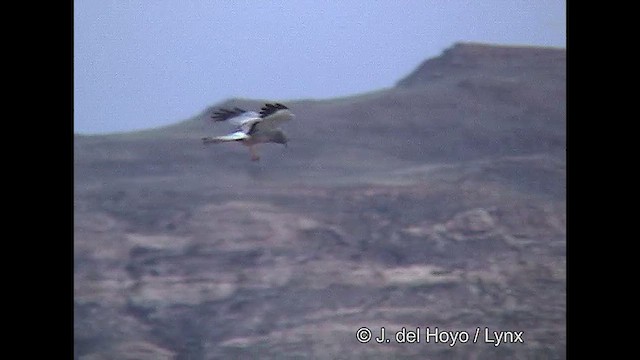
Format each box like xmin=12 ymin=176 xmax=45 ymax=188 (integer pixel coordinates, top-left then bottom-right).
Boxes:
xmin=74 ymin=1 xmax=565 ymax=134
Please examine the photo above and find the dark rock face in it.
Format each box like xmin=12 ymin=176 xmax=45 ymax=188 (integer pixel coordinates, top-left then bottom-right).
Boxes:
xmin=75 ymin=43 xmax=565 ymax=359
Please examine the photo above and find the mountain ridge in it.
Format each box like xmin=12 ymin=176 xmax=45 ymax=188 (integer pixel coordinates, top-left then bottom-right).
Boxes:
xmin=75 ymin=42 xmax=565 ymax=139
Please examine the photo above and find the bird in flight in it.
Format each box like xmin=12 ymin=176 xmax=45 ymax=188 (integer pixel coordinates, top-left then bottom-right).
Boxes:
xmin=202 ymin=103 xmax=294 ymax=161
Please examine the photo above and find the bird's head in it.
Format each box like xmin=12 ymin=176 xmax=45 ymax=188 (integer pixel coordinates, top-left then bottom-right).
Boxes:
xmin=272 ymin=131 xmax=288 ymax=148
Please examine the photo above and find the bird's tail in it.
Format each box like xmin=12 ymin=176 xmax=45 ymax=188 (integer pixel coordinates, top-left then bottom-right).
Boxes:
xmin=203 ymin=131 xmax=248 ymax=145
xmin=202 ymin=137 xmax=225 ymax=145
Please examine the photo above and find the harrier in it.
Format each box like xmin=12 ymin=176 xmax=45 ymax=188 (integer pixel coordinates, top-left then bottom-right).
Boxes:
xmin=202 ymin=103 xmax=294 ymax=161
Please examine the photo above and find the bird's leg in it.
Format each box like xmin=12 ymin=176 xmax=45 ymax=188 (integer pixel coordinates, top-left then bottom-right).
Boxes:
xmin=249 ymin=145 xmax=260 ymax=161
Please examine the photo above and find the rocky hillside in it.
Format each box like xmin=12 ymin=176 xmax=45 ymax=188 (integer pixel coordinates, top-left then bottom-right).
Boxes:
xmin=74 ymin=42 xmax=566 ymax=359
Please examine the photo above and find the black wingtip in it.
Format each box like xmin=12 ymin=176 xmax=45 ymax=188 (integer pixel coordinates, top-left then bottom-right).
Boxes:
xmin=211 ymin=107 xmax=246 ymax=122
xmin=259 ymin=103 xmax=289 ymax=118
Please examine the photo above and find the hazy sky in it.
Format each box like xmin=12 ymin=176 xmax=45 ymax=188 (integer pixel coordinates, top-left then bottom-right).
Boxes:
xmin=74 ymin=1 xmax=565 ymax=134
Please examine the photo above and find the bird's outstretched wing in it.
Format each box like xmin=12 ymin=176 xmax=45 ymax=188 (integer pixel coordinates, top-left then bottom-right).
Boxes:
xmin=259 ymin=103 xmax=289 ymax=118
xmin=212 ymin=107 xmax=247 ymax=122
xmin=251 ymin=103 xmax=294 ymax=134
xmin=202 ymin=131 xmax=249 ymax=144
xmin=211 ymin=107 xmax=261 ymax=130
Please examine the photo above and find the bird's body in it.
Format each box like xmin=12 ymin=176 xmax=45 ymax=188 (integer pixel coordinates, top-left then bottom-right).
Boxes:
xmin=202 ymin=103 xmax=294 ymax=161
